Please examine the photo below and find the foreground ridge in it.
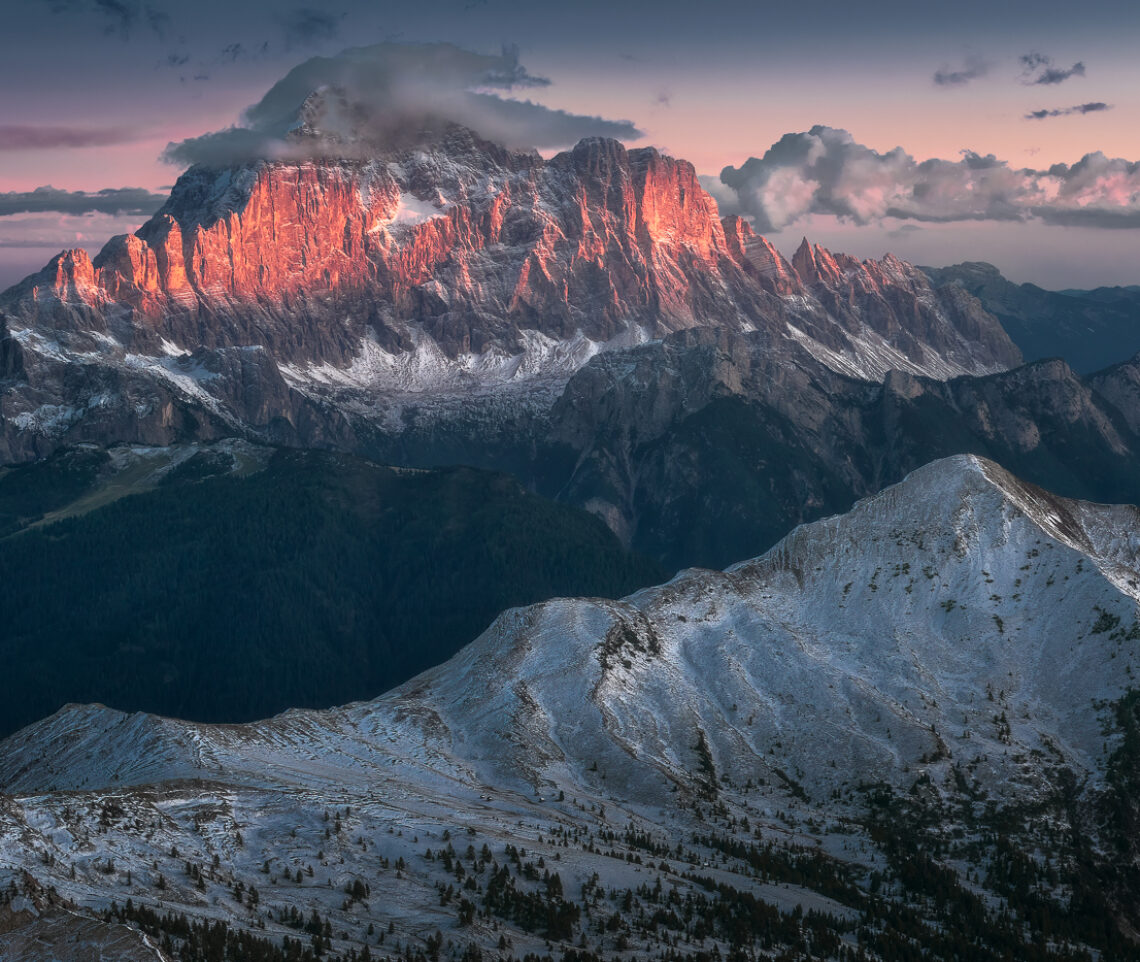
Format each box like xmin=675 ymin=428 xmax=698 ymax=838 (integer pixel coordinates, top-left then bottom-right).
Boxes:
xmin=2 ymin=454 xmax=1139 ymax=960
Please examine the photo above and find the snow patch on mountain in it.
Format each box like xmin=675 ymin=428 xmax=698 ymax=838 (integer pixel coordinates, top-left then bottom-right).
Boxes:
xmin=785 ymin=318 xmax=1008 ymax=382
xmin=2 ymin=455 xmax=1135 ymax=803
xmin=278 ymin=322 xmax=656 ymax=398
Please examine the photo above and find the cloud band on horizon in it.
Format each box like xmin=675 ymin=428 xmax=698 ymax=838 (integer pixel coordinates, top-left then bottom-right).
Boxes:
xmin=1025 ymin=102 xmax=1111 ymax=120
xmin=0 ymin=125 xmax=142 ymax=150
xmin=0 ymin=186 xmax=168 ymax=217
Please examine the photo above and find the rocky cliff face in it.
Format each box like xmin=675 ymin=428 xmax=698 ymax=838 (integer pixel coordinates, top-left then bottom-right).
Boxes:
xmin=2 ymin=130 xmax=751 ymax=365
xmin=542 ymin=329 xmax=1140 ymax=570
xmin=0 ymin=126 xmax=1019 ymax=463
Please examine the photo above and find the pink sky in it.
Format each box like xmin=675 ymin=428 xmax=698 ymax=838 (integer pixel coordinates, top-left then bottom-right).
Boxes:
xmin=1 ymin=2 xmax=1137 ymax=289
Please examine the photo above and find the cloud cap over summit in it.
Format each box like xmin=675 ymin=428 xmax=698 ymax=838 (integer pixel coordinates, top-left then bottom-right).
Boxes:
xmin=162 ymin=42 xmax=644 ymax=167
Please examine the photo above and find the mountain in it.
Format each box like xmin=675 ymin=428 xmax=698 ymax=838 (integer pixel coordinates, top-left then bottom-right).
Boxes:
xmin=923 ymin=261 xmax=1140 ymax=374
xmin=0 ymin=126 xmax=1019 ymax=464
xmin=538 ymin=328 xmax=1140 ymax=570
xmin=0 ymin=441 xmax=661 ymax=738
xmin=2 ymin=456 xmax=1139 ymax=960
xmin=0 ymin=133 xmax=1135 ymax=581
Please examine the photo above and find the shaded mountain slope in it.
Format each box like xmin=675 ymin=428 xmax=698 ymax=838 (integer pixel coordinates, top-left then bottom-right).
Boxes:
xmin=543 ymin=328 xmax=1140 ymax=571
xmin=0 ymin=442 xmax=661 ymax=737
xmin=923 ymin=260 xmax=1140 ymax=374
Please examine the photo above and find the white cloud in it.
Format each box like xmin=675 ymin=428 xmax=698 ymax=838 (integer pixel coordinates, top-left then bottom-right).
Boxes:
xmin=713 ymin=126 xmax=1140 ymax=231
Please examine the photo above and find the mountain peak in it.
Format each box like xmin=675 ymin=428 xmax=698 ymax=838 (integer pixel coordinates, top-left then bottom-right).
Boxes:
xmin=4 ymin=455 xmax=1136 ymax=805
xmin=742 ymin=453 xmax=1140 ymax=605
xmin=0 ymin=135 xmax=1021 ymax=463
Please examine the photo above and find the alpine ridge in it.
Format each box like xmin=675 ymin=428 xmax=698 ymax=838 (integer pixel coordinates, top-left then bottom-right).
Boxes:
xmin=1 ymin=456 xmax=1139 ymax=959
xmin=0 ymin=125 xmax=1019 ymax=463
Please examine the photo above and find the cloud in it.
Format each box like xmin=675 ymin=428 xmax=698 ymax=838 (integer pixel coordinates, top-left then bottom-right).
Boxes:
xmin=219 ymin=41 xmax=270 ymax=64
xmin=0 ymin=186 xmax=167 ymax=217
xmin=713 ymin=125 xmax=1140 ymax=232
xmin=479 ymin=43 xmax=550 ymax=89
xmin=278 ymin=7 xmax=343 ymax=50
xmin=39 ymin=0 xmax=170 ymax=39
xmin=162 ymin=42 xmax=642 ymax=167
xmin=1019 ymin=52 xmax=1086 ymax=85
xmin=0 ymin=125 xmax=141 ymax=150
xmin=1025 ymin=102 xmax=1111 ymax=120
xmin=933 ymin=56 xmax=988 ymax=87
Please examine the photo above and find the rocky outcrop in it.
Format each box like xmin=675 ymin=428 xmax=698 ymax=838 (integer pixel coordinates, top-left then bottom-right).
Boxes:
xmin=3 ymin=131 xmax=757 ymax=364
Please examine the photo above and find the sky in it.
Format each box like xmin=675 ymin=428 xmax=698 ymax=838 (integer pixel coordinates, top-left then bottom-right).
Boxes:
xmin=1 ymin=0 xmax=1138 ymax=291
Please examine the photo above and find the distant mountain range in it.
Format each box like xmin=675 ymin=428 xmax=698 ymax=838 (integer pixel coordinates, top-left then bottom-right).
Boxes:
xmin=2 ymin=457 xmax=1138 ymax=959
xmin=923 ymin=260 xmax=1140 ymax=374
xmin=2 ymin=103 xmax=1140 ymax=959
xmin=1 ymin=126 xmax=1139 ymax=724
xmin=537 ymin=327 xmax=1140 ymax=571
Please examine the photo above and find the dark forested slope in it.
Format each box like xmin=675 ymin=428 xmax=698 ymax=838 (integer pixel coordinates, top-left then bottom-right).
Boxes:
xmin=0 ymin=444 xmax=662 ymax=737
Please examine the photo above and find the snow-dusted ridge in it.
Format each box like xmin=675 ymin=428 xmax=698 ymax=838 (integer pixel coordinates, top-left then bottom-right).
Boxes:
xmin=5 ymin=452 xmax=1137 ymax=800
xmin=1 ymin=455 xmax=1139 ymax=958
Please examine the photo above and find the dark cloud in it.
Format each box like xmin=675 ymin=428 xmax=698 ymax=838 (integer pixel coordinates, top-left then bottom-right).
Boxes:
xmin=1025 ymin=102 xmax=1111 ymax=120
xmin=480 ymin=43 xmax=550 ymax=88
xmin=39 ymin=0 xmax=170 ymax=39
xmin=278 ymin=6 xmax=343 ymax=50
xmin=0 ymin=186 xmax=167 ymax=217
xmin=932 ymin=56 xmax=988 ymax=87
xmin=1034 ymin=63 xmax=1086 ymax=85
xmin=1019 ymin=52 xmax=1086 ymax=85
xmin=0 ymin=125 xmax=141 ymax=150
xmin=219 ymin=41 xmax=270 ymax=63
xmin=142 ymin=3 xmax=171 ymax=39
xmin=163 ymin=42 xmax=642 ymax=167
xmin=711 ymin=126 xmax=1140 ymax=232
